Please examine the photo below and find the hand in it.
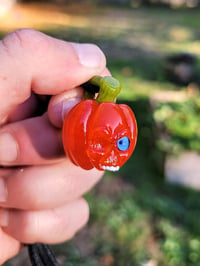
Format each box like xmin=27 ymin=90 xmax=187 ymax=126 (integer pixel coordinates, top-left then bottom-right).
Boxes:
xmin=0 ymin=29 xmax=107 ymax=264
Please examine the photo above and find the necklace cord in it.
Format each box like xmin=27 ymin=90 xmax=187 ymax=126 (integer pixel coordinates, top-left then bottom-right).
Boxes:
xmin=28 ymin=243 xmax=60 ymax=266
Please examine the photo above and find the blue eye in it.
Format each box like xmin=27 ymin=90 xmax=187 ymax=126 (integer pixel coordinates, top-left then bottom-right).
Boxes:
xmin=117 ymin=136 xmax=130 ymax=151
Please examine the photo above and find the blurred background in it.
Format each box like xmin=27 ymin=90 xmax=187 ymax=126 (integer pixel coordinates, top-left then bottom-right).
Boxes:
xmin=2 ymin=1 xmax=200 ymax=265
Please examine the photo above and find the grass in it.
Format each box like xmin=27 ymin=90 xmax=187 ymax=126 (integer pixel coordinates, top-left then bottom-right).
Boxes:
xmin=2 ymin=3 xmax=200 ymax=266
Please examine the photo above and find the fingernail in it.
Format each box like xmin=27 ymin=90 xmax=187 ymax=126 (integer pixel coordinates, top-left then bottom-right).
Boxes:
xmin=0 ymin=178 xmax=7 ymax=202
xmin=62 ymin=98 xmax=81 ymax=121
xmin=0 ymin=133 xmax=18 ymax=164
xmin=0 ymin=208 xmax=9 ymax=227
xmin=72 ymin=43 xmax=105 ymax=68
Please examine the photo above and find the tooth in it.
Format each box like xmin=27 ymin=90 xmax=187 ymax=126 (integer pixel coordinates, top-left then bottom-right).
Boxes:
xmin=101 ymin=165 xmax=120 ymax=172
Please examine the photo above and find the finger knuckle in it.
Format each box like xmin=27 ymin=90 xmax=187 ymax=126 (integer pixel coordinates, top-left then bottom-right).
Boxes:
xmin=1 ymin=29 xmax=30 ymax=55
xmin=1 ymin=29 xmax=48 ymax=57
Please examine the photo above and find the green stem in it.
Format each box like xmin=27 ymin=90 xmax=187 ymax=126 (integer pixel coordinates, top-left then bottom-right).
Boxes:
xmin=89 ymin=76 xmax=121 ymax=103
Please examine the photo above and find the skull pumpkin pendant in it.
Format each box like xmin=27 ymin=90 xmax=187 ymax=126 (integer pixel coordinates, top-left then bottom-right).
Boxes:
xmin=62 ymin=76 xmax=137 ymax=172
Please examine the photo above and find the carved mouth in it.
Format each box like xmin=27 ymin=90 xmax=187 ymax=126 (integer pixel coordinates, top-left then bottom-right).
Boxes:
xmin=101 ymin=165 xmax=120 ymax=172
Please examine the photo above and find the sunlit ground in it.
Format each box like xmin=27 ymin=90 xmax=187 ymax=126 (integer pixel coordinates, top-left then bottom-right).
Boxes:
xmin=1 ymin=2 xmax=200 ymax=55
xmin=0 ymin=3 xmax=97 ymax=32
xmin=2 ymin=2 xmax=200 ymax=266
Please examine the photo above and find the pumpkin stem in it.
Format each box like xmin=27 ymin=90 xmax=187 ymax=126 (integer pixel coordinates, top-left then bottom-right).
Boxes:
xmin=90 ymin=76 xmax=121 ymax=103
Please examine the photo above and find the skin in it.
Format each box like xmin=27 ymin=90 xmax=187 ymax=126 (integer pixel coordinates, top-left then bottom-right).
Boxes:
xmin=0 ymin=28 xmax=109 ymax=264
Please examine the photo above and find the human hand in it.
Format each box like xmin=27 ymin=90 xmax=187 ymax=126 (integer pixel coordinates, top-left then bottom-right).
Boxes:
xmin=0 ymin=29 xmax=107 ymax=264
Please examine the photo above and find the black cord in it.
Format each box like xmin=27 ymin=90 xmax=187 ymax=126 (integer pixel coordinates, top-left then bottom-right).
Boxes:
xmin=28 ymin=243 xmax=60 ymax=266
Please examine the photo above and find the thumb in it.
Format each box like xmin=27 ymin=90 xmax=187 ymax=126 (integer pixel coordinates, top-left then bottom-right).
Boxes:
xmin=0 ymin=29 xmax=106 ymax=124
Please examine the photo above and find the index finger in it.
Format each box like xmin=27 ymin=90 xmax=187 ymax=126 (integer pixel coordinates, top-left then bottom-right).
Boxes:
xmin=0 ymin=28 xmax=106 ymax=124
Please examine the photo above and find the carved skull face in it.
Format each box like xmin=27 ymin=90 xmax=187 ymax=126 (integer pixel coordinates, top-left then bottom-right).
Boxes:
xmin=86 ymin=102 xmax=137 ymax=171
